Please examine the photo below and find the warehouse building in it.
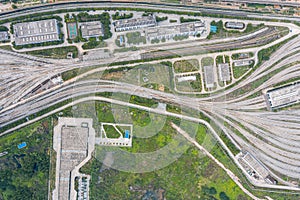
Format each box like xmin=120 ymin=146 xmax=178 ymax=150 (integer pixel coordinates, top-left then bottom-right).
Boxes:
xmin=79 ymin=21 xmax=104 ymax=39
xmin=53 ymin=118 xmax=95 ymax=200
xmin=146 ymin=21 xmax=206 ymax=40
xmin=114 ymin=15 xmax=157 ymax=32
xmin=0 ymin=31 xmax=9 ymax=41
xmin=266 ymin=82 xmax=300 ymax=109
xmin=13 ymin=19 xmax=60 ymax=46
xmin=225 ymin=21 xmax=245 ymax=30
xmin=218 ymin=63 xmax=231 ymax=82
xmin=203 ymin=65 xmax=215 ymax=88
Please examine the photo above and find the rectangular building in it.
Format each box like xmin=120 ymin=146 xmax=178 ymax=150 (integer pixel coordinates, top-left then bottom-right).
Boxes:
xmin=225 ymin=21 xmax=245 ymax=30
xmin=177 ymin=75 xmax=197 ymax=83
xmin=234 ymin=59 xmax=253 ymax=67
xmin=0 ymin=31 xmax=9 ymax=41
xmin=266 ymin=82 xmax=300 ymax=109
xmin=13 ymin=19 xmax=60 ymax=46
xmin=203 ymin=65 xmax=215 ymax=88
xmin=79 ymin=21 xmax=103 ymax=39
xmin=146 ymin=21 xmax=206 ymax=41
xmin=53 ymin=118 xmax=95 ymax=200
xmin=218 ymin=63 xmax=231 ymax=82
xmin=114 ymin=15 xmax=156 ymax=32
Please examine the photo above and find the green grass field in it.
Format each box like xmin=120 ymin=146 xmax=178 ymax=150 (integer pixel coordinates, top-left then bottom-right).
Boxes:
xmin=0 ymin=118 xmax=52 ymax=200
xmin=201 ymin=57 xmax=214 ymax=67
xmin=25 ymin=46 xmax=78 ymax=59
xmin=173 ymin=59 xmax=200 ymax=73
xmin=126 ymin=32 xmax=146 ymax=45
xmin=233 ymin=65 xmax=251 ymax=79
xmin=175 ymin=73 xmax=202 ymax=92
xmin=80 ymin=117 xmax=250 ymax=200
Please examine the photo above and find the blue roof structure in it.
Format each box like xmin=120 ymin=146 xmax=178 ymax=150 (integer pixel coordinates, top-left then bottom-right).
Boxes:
xmin=124 ymin=130 xmax=130 ymax=139
xmin=210 ymin=25 xmax=217 ymax=33
xmin=17 ymin=142 xmax=27 ymax=149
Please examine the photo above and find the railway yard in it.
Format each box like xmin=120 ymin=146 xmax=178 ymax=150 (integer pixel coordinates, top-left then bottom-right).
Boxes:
xmin=0 ymin=2 xmax=300 ymax=200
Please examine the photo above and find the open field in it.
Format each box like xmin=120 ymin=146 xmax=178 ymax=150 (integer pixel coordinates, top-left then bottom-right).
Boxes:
xmin=175 ymin=73 xmax=202 ymax=92
xmin=80 ymin=117 xmax=251 ymax=200
xmin=24 ymin=46 xmax=78 ymax=59
xmin=233 ymin=65 xmax=251 ymax=79
xmin=173 ymin=59 xmax=199 ymax=73
xmin=126 ymin=32 xmax=146 ymax=45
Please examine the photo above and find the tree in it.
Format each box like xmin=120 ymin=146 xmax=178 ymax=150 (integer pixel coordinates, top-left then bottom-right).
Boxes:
xmin=219 ymin=192 xmax=230 ymax=200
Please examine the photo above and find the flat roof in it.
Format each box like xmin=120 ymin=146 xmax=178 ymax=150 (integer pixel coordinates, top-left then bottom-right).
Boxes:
xmin=53 ymin=118 xmax=95 ymax=200
xmin=146 ymin=21 xmax=206 ymax=39
xmin=218 ymin=63 xmax=231 ymax=82
xmin=203 ymin=65 xmax=215 ymax=88
xmin=0 ymin=31 xmax=9 ymax=41
xmin=177 ymin=75 xmax=196 ymax=83
xmin=79 ymin=21 xmax=103 ymax=38
xmin=225 ymin=21 xmax=245 ymax=29
xmin=13 ymin=19 xmax=60 ymax=45
xmin=266 ymin=82 xmax=300 ymax=109
xmin=114 ymin=15 xmax=156 ymax=31
xmin=234 ymin=59 xmax=253 ymax=67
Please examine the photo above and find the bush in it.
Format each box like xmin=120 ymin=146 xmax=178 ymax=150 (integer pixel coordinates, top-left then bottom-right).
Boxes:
xmin=0 ymin=26 xmax=8 ymax=32
xmin=151 ymin=38 xmax=160 ymax=44
xmin=112 ymin=12 xmax=133 ymax=20
xmin=82 ymin=40 xmax=107 ymax=50
xmin=201 ymin=186 xmax=217 ymax=195
xmin=173 ymin=34 xmax=189 ymax=41
xmin=156 ymin=16 xmax=168 ymax=22
xmin=180 ymin=17 xmax=199 ymax=23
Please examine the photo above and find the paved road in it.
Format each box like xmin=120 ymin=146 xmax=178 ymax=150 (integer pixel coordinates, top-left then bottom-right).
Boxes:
xmin=221 ymin=0 xmax=300 ymax=7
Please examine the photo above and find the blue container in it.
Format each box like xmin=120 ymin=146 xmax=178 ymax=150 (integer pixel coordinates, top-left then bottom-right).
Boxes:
xmin=18 ymin=142 xmax=27 ymax=149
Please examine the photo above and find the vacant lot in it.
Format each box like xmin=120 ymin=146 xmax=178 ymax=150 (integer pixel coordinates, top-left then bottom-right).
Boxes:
xmin=80 ymin=118 xmax=251 ymax=200
xmin=233 ymin=65 xmax=251 ymax=79
xmin=173 ymin=59 xmax=199 ymax=73
xmin=126 ymin=32 xmax=146 ymax=45
xmin=201 ymin=57 xmax=214 ymax=67
xmin=25 ymin=46 xmax=78 ymax=59
xmin=175 ymin=73 xmax=202 ymax=92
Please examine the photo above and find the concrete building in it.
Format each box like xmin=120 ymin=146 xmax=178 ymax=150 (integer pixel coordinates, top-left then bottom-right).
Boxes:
xmin=266 ymin=82 xmax=300 ymax=109
xmin=13 ymin=19 xmax=60 ymax=46
xmin=146 ymin=21 xmax=206 ymax=40
xmin=225 ymin=21 xmax=245 ymax=30
xmin=79 ymin=21 xmax=103 ymax=39
xmin=114 ymin=15 xmax=157 ymax=32
xmin=53 ymin=118 xmax=95 ymax=200
xmin=203 ymin=65 xmax=215 ymax=88
xmin=177 ymin=75 xmax=197 ymax=83
xmin=234 ymin=59 xmax=253 ymax=67
xmin=0 ymin=31 xmax=9 ymax=41
xmin=218 ymin=63 xmax=231 ymax=81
